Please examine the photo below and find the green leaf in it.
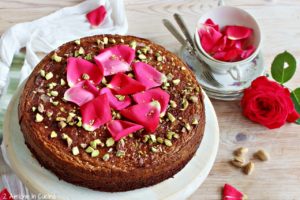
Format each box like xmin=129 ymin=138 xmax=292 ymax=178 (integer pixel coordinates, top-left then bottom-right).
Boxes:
xmin=291 ymin=88 xmax=300 ymax=124
xmin=271 ymin=51 xmax=296 ymax=84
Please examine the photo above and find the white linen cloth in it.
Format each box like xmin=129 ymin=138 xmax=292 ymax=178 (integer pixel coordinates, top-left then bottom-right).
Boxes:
xmin=0 ymin=0 xmax=127 ymax=197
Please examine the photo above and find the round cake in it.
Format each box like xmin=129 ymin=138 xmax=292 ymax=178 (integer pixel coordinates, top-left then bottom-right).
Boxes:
xmin=18 ymin=34 xmax=205 ymax=192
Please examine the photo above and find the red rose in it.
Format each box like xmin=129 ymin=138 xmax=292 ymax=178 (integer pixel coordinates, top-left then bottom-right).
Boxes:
xmin=241 ymin=76 xmax=300 ymax=129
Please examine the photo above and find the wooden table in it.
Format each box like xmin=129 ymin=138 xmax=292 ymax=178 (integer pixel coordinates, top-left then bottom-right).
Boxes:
xmin=1 ymin=0 xmax=300 ymax=199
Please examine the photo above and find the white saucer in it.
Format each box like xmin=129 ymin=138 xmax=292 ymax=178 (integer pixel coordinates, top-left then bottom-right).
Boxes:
xmin=179 ymin=45 xmax=265 ymax=100
xmin=3 ymin=84 xmax=219 ymax=200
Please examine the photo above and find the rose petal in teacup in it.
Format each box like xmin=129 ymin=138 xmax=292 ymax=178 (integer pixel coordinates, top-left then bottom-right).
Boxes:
xmin=198 ymin=24 xmax=222 ymax=53
xmin=224 ymin=25 xmax=253 ymax=41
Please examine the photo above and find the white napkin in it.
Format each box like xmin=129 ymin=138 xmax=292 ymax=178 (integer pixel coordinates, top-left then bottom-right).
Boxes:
xmin=0 ymin=0 xmax=128 ymax=95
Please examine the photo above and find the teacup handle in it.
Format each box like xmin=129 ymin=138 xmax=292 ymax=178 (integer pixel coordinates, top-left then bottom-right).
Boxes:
xmin=228 ymin=66 xmax=241 ymax=81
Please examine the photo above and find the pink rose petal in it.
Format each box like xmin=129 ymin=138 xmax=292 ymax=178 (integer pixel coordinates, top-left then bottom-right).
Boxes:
xmin=222 ymin=184 xmax=244 ymax=200
xmin=86 ymin=5 xmax=107 ymax=26
xmin=107 ymin=120 xmax=143 ymax=141
xmin=80 ymin=94 xmax=112 ymax=131
xmin=213 ymin=48 xmax=243 ymax=62
xmin=204 ymin=18 xmax=219 ymax=31
xmin=100 ymin=87 xmax=131 ymax=110
xmin=120 ymin=101 xmax=161 ymax=132
xmin=94 ymin=45 xmax=135 ymax=76
xmin=66 ymin=57 xmax=103 ymax=87
xmin=225 ymin=25 xmax=253 ymax=41
xmin=240 ymin=45 xmax=255 ymax=59
xmin=64 ymin=81 xmax=99 ymax=106
xmin=198 ymin=24 xmax=223 ymax=54
xmin=132 ymin=88 xmax=170 ymax=116
xmin=132 ymin=62 xmax=167 ymax=90
xmin=107 ymin=73 xmax=146 ymax=95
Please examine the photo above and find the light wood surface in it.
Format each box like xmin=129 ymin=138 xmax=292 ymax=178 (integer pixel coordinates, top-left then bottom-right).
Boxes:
xmin=1 ymin=0 xmax=300 ymax=199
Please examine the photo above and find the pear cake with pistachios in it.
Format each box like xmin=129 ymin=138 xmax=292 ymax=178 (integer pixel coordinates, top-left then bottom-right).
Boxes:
xmin=18 ymin=34 xmax=205 ymax=192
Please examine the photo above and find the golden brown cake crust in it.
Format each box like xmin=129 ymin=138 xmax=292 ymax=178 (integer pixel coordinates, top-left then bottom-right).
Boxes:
xmin=18 ymin=34 xmax=205 ymax=192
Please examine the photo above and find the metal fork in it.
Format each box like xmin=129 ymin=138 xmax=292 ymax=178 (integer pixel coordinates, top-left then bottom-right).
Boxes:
xmin=162 ymin=17 xmax=223 ymax=88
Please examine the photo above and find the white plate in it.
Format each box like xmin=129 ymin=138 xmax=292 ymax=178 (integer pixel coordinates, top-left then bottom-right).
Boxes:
xmin=179 ymin=45 xmax=265 ymax=100
xmin=3 ymin=84 xmax=219 ymax=200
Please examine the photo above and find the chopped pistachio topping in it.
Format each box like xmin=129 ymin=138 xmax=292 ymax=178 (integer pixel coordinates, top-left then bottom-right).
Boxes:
xmin=138 ymin=54 xmax=147 ymax=60
xmin=164 ymin=139 xmax=172 ymax=147
xmin=169 ymin=100 xmax=177 ymax=108
xmin=74 ymin=39 xmax=80 ymax=45
xmin=150 ymin=134 xmax=156 ymax=143
xmin=129 ymin=41 xmax=137 ymax=49
xmin=167 ymin=131 xmax=176 ymax=140
xmin=50 ymin=131 xmax=57 ymax=138
xmin=61 ymin=133 xmax=68 ymax=140
xmin=142 ymin=135 xmax=149 ymax=143
xmin=151 ymin=146 xmax=159 ymax=153
xmin=173 ymin=133 xmax=180 ymax=139
xmin=102 ymin=153 xmax=110 ymax=161
xmin=189 ymin=96 xmax=198 ymax=103
xmin=185 ymin=123 xmax=192 ymax=131
xmin=46 ymin=110 xmax=53 ymax=117
xmin=192 ymin=118 xmax=199 ymax=125
xmin=84 ymin=53 xmax=92 ymax=61
xmin=80 ymin=143 xmax=87 ymax=149
xmin=167 ymin=112 xmax=176 ymax=123
xmin=102 ymin=77 xmax=107 ymax=85
xmin=90 ymin=139 xmax=102 ymax=149
xmin=60 ymin=79 xmax=66 ymax=86
xmin=35 ymin=113 xmax=44 ymax=122
xmin=127 ymin=73 xmax=134 ymax=78
xmin=141 ymin=46 xmax=149 ymax=54
xmin=72 ymin=146 xmax=80 ymax=156
xmin=172 ymin=79 xmax=180 ymax=85
xmin=51 ymin=53 xmax=62 ymax=62
xmin=115 ymin=95 xmax=125 ymax=101
xmin=116 ymin=150 xmax=125 ymax=157
xmin=52 ymin=101 xmax=59 ymax=106
xmin=157 ymin=137 xmax=164 ymax=144
xmin=91 ymin=150 xmax=100 ymax=157
xmin=82 ymin=73 xmax=90 ymax=80
xmin=120 ymin=38 xmax=125 ymax=43
xmin=85 ymin=146 xmax=94 ymax=153
xmin=56 ymin=117 xmax=66 ymax=121
xmin=109 ymin=38 xmax=116 ymax=44
xmin=40 ymin=70 xmax=46 ymax=77
xmin=76 ymin=118 xmax=82 ymax=127
xmin=128 ymin=133 xmax=133 ymax=138
xmin=106 ymin=137 xmax=115 ymax=147
xmin=59 ymin=121 xmax=67 ymax=129
xmin=181 ymin=98 xmax=189 ymax=111
xmin=103 ymin=37 xmax=109 ymax=44
xmin=66 ymin=137 xmax=73 ymax=147
xmin=50 ymin=91 xmax=59 ymax=97
xmin=32 ymin=107 xmax=36 ymax=112
xmin=45 ymin=72 xmax=53 ymax=80
xmin=78 ymin=47 xmax=85 ymax=55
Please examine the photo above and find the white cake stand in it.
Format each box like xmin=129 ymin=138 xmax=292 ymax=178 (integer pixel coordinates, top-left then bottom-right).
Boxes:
xmin=3 ymin=85 xmax=219 ymax=200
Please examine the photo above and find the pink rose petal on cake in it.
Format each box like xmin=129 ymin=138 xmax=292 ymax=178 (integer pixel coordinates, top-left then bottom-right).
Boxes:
xmin=132 ymin=88 xmax=170 ymax=116
xmin=94 ymin=45 xmax=135 ymax=76
xmin=198 ymin=24 xmax=223 ymax=53
xmin=240 ymin=45 xmax=255 ymax=59
xmin=64 ymin=81 xmax=99 ymax=106
xmin=86 ymin=5 xmax=107 ymax=26
xmin=225 ymin=25 xmax=253 ymax=41
xmin=66 ymin=57 xmax=103 ymax=87
xmin=107 ymin=120 xmax=143 ymax=141
xmin=120 ymin=101 xmax=161 ymax=133
xmin=204 ymin=18 xmax=219 ymax=31
xmin=107 ymin=73 xmax=146 ymax=95
xmin=222 ymin=184 xmax=245 ymax=200
xmin=132 ymin=62 xmax=167 ymax=90
xmin=100 ymin=87 xmax=131 ymax=110
xmin=80 ymin=94 xmax=112 ymax=131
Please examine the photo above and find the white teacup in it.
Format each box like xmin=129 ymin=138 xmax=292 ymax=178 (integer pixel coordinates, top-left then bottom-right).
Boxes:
xmin=194 ymin=6 xmax=262 ymax=81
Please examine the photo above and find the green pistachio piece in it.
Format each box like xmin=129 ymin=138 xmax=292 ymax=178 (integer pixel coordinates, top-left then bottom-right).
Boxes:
xmin=85 ymin=146 xmax=94 ymax=153
xmin=52 ymin=101 xmax=59 ymax=106
xmin=106 ymin=137 xmax=115 ymax=147
xmin=102 ymin=153 xmax=110 ymax=161
xmin=185 ymin=123 xmax=191 ymax=131
xmin=72 ymin=146 xmax=79 ymax=156
xmin=50 ymin=131 xmax=57 ymax=138
xmin=127 ymin=73 xmax=134 ymax=78
xmin=167 ymin=131 xmax=176 ymax=140
xmin=167 ymin=112 xmax=176 ymax=123
xmin=115 ymin=95 xmax=125 ymax=101
xmin=90 ymin=139 xmax=102 ymax=149
xmin=76 ymin=117 xmax=82 ymax=127
xmin=32 ymin=107 xmax=36 ymax=112
xmin=189 ymin=96 xmax=198 ymax=103
xmin=61 ymin=133 xmax=68 ymax=140
xmin=103 ymin=37 xmax=109 ymax=44
xmin=82 ymin=73 xmax=90 ymax=80
xmin=169 ymin=100 xmax=177 ymax=108
xmin=142 ymin=135 xmax=150 ymax=143
xmin=74 ymin=39 xmax=80 ymax=45
xmin=192 ymin=118 xmax=199 ymax=125
xmin=138 ymin=54 xmax=147 ymax=60
xmin=45 ymin=72 xmax=53 ymax=80
xmin=91 ymin=150 xmax=100 ymax=158
xmin=38 ymin=103 xmax=44 ymax=113
xmin=50 ymin=91 xmax=59 ymax=97
xmin=181 ymin=98 xmax=189 ymax=111
xmin=156 ymin=56 xmax=163 ymax=62
xmin=66 ymin=137 xmax=73 ymax=148
xmin=164 ymin=139 xmax=172 ymax=147
xmin=74 ymin=50 xmax=79 ymax=57
xmin=40 ymin=70 xmax=46 ymax=77
xmin=80 ymin=143 xmax=87 ymax=149
xmin=59 ymin=121 xmax=67 ymax=129
xmin=84 ymin=53 xmax=92 ymax=61
xmin=151 ymin=146 xmax=159 ymax=153
xmin=46 ymin=110 xmax=53 ymax=117
xmin=150 ymin=134 xmax=156 ymax=143
xmin=51 ymin=53 xmax=62 ymax=62
xmin=109 ymin=38 xmax=116 ymax=44
xmin=129 ymin=41 xmax=137 ymax=49
xmin=173 ymin=133 xmax=180 ymax=139
xmin=116 ymin=150 xmax=125 ymax=157
xmin=78 ymin=47 xmax=85 ymax=55
xmin=60 ymin=79 xmax=66 ymax=86
xmin=120 ymin=38 xmax=125 ymax=43
xmin=102 ymin=77 xmax=107 ymax=85
xmin=172 ymin=79 xmax=180 ymax=85
xmin=157 ymin=137 xmax=164 ymax=144
xmin=35 ymin=113 xmax=43 ymax=122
